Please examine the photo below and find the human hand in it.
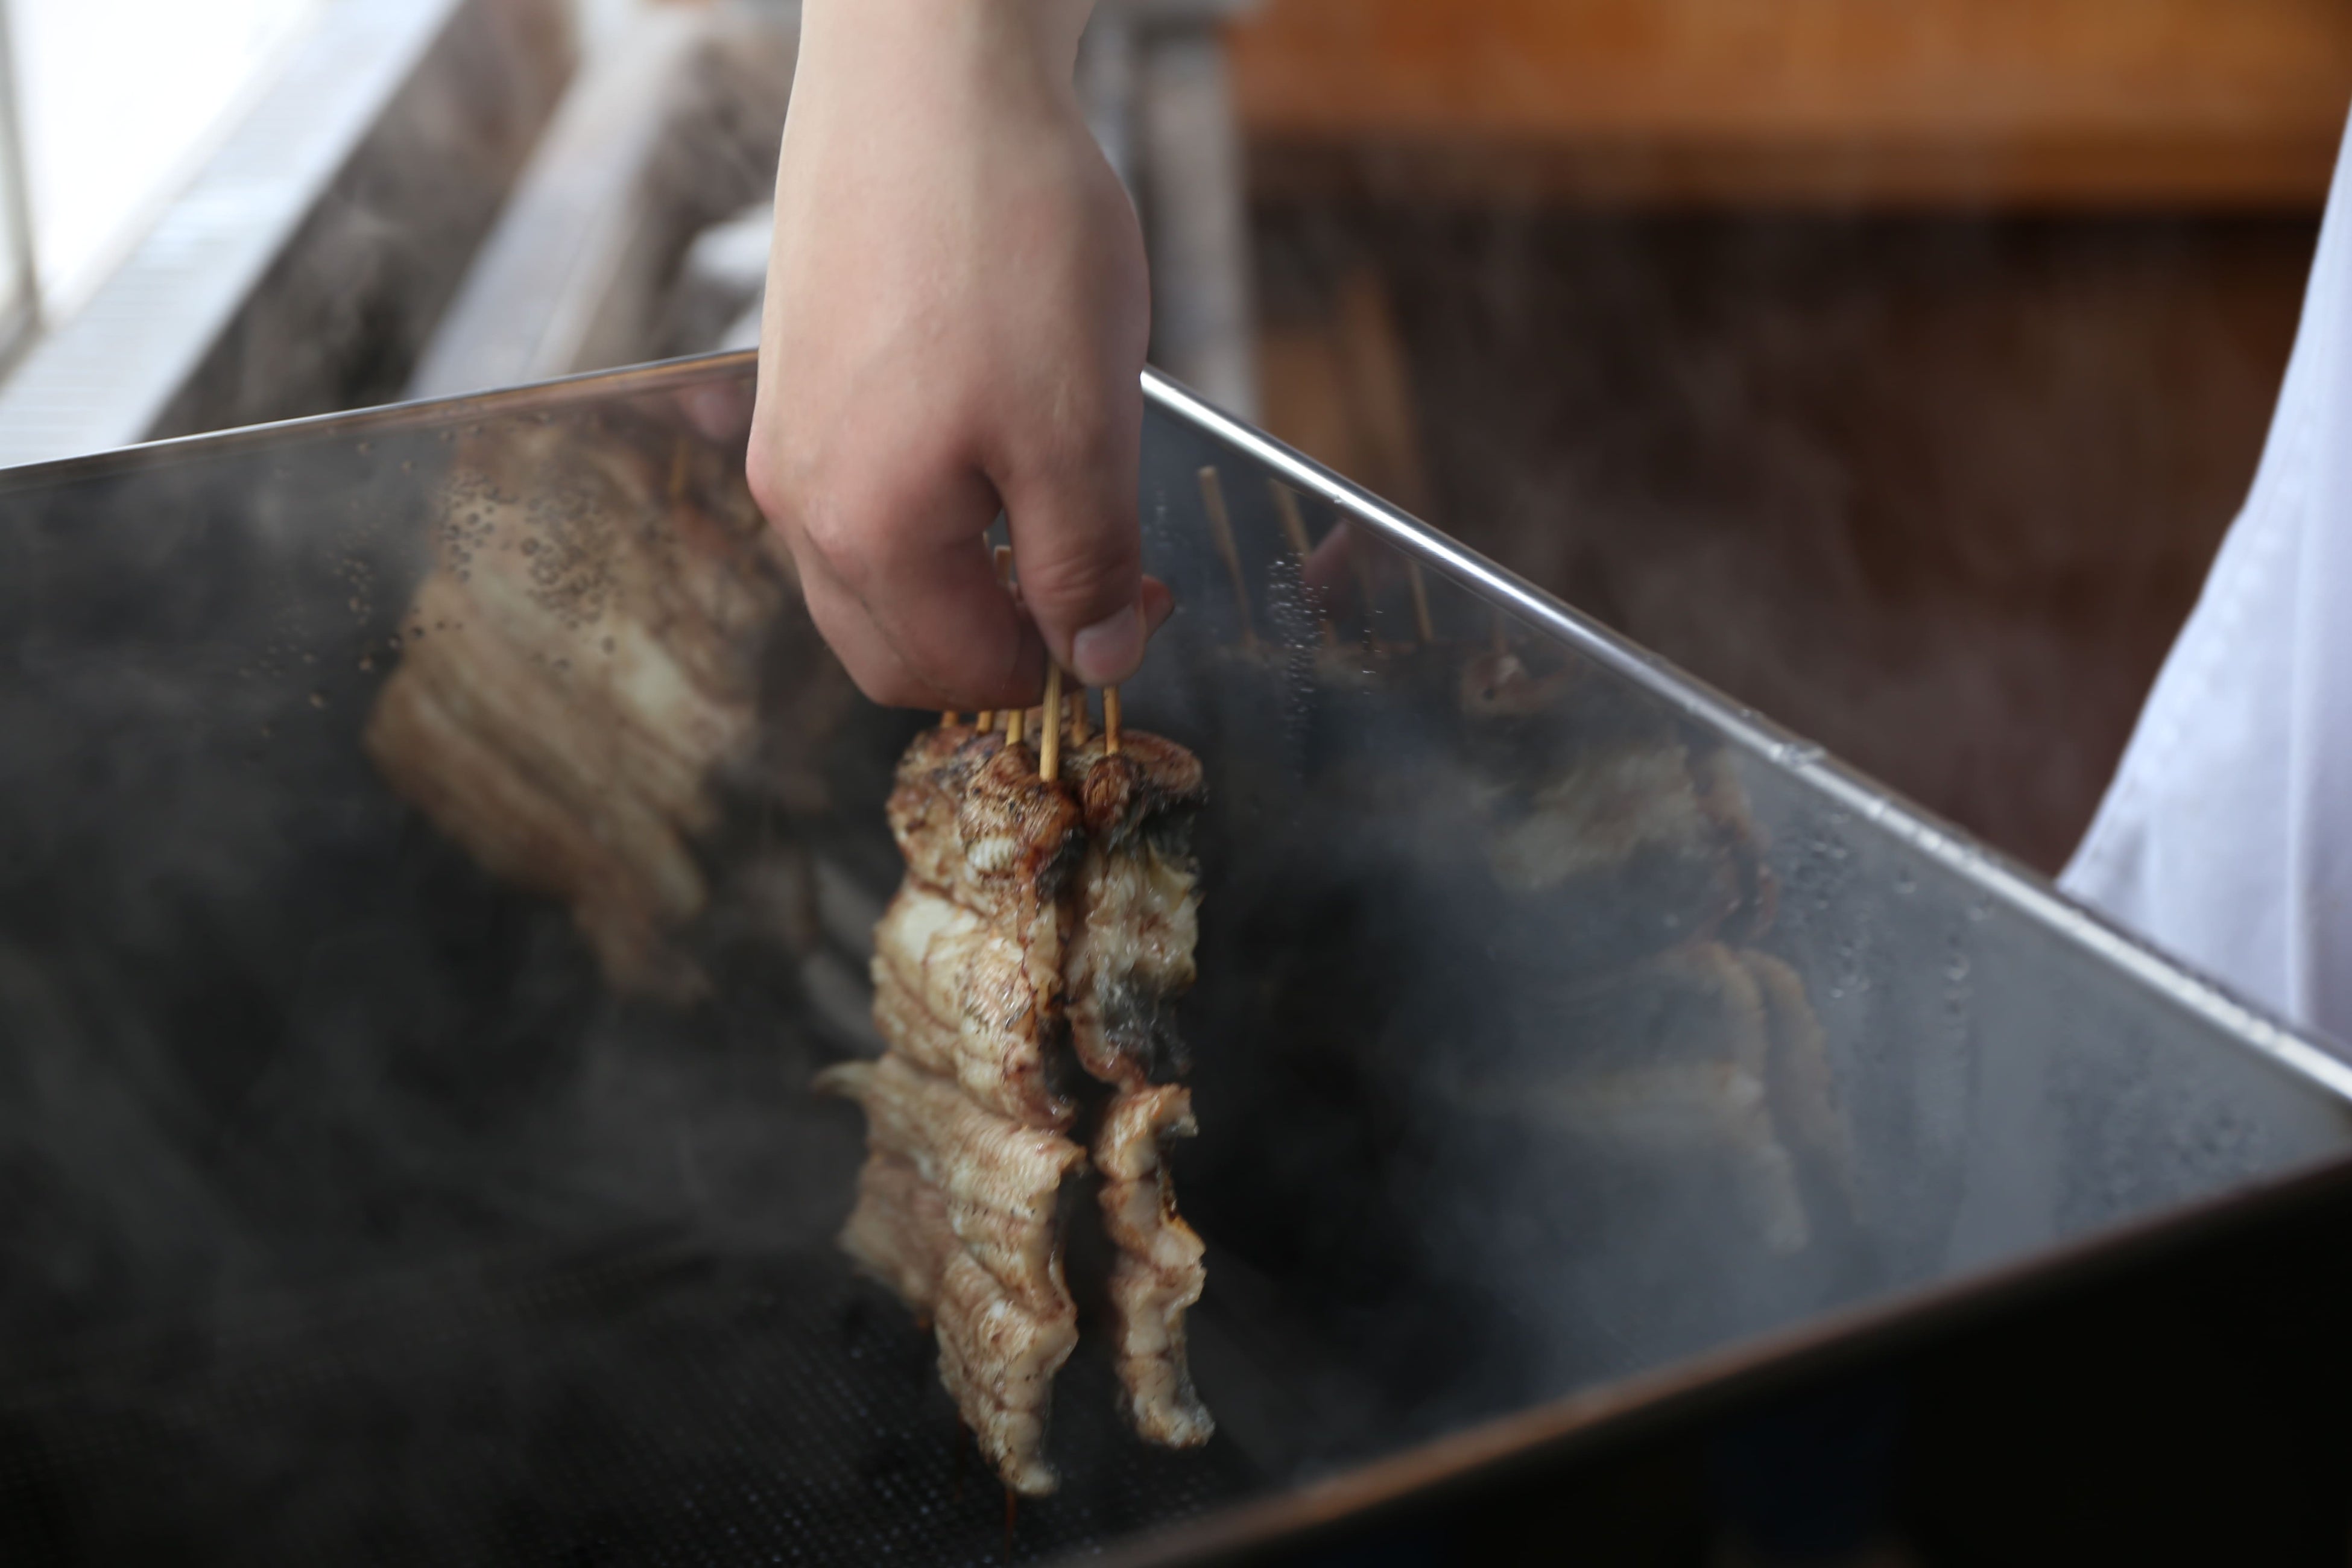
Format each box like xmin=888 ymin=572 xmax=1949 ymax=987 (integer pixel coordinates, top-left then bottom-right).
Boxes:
xmin=748 ymin=0 xmax=1171 ymax=710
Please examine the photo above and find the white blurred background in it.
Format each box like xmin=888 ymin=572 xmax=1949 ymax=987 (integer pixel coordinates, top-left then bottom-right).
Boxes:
xmin=12 ymin=0 xmax=321 ymax=317
xmin=0 ymin=0 xmax=326 ymax=353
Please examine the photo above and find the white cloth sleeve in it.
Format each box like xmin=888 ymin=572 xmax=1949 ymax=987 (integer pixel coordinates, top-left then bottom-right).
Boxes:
xmin=2063 ymin=110 xmax=2352 ymax=1052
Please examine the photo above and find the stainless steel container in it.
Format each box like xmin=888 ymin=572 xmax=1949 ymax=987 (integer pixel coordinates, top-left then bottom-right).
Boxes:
xmin=0 ymin=352 xmax=2342 ymax=1564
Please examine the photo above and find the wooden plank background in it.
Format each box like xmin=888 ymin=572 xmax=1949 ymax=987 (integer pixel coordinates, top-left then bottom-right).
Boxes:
xmin=1228 ymin=0 xmax=2352 ymax=206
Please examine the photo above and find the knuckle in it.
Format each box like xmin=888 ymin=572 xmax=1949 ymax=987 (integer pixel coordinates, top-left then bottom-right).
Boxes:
xmin=746 ymin=438 xmax=885 ymax=574
xmin=743 ymin=439 xmax=788 ymax=526
xmin=1032 ymin=404 xmax=1126 ymax=477
xmin=1014 ymin=502 xmax=1140 ymax=612
xmin=797 ymin=465 xmax=953 ymax=598
xmin=795 ymin=506 xmax=864 ymax=581
xmin=1021 ymin=542 xmax=1138 ymax=619
xmin=744 ymin=413 xmax=820 ymax=531
xmin=1000 ymin=455 xmax=1142 ymax=624
xmin=793 ymin=490 xmax=894 ymax=598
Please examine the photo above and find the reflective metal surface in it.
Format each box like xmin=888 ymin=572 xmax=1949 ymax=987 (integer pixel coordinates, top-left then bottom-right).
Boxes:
xmin=0 ymin=350 xmax=2345 ymax=1564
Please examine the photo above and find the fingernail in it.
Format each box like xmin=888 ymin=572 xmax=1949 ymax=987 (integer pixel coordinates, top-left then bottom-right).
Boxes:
xmin=1072 ymin=602 xmax=1144 ymax=686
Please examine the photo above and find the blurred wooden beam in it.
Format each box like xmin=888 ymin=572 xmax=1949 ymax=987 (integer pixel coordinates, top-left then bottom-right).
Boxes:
xmin=1230 ymin=0 xmax=2352 ymax=207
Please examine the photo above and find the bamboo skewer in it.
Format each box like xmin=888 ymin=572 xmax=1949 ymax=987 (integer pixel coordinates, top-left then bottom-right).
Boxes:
xmin=1197 ymin=466 xmax=1256 ymax=651
xmin=978 ymin=546 xmax=1017 ymax=730
xmin=1069 ymin=686 xmax=1090 ymax=744
xmin=1005 ymin=703 xmax=1024 ymax=748
xmin=1270 ymin=482 xmax=1338 ymax=648
xmin=1038 ymin=665 xmax=1063 ymax=779
xmin=1408 ymin=562 xmax=1436 ymax=646
xmin=942 ymin=710 xmax=960 ymax=727
xmin=1103 ymin=686 xmax=1122 ymax=756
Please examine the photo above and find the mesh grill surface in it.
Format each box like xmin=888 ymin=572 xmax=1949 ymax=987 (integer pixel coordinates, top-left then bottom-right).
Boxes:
xmin=0 ymin=1239 xmax=1260 ymax=1566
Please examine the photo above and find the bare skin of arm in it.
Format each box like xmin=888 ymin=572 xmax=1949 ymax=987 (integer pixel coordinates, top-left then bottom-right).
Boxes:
xmin=749 ymin=0 xmax=1172 ymax=712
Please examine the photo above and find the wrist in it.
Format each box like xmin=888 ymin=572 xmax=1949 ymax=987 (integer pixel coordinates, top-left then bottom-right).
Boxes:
xmin=798 ymin=0 xmax=1095 ymax=92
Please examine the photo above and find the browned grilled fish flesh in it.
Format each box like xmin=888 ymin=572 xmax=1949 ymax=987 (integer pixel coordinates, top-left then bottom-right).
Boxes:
xmin=1055 ymin=733 xmax=1214 ymax=1447
xmin=835 ymin=716 xmax=1216 ymax=1493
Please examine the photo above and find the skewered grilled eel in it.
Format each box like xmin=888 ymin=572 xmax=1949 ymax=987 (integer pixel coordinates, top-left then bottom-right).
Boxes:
xmin=1058 ymin=730 xmax=1214 ymax=1448
xmin=820 ymin=1051 xmax=1087 ymax=1495
xmin=827 ymin=715 xmax=1215 ymax=1494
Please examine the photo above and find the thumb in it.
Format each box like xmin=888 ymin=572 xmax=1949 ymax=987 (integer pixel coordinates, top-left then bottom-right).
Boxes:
xmin=995 ymin=431 xmax=1152 ymax=689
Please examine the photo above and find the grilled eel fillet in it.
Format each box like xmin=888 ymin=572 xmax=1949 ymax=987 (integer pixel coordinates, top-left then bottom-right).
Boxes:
xmin=829 ymin=721 xmax=1215 ymax=1493
xmin=877 ymin=730 xmax=1084 ymax=1129
xmin=1058 ymin=733 xmax=1214 ymax=1449
xmin=818 ymin=1054 xmax=1086 ymax=1496
xmin=830 ymin=727 xmax=1088 ymax=1495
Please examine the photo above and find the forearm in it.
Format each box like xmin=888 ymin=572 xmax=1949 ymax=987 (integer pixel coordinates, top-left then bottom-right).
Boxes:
xmin=796 ymin=0 xmax=1098 ymax=100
